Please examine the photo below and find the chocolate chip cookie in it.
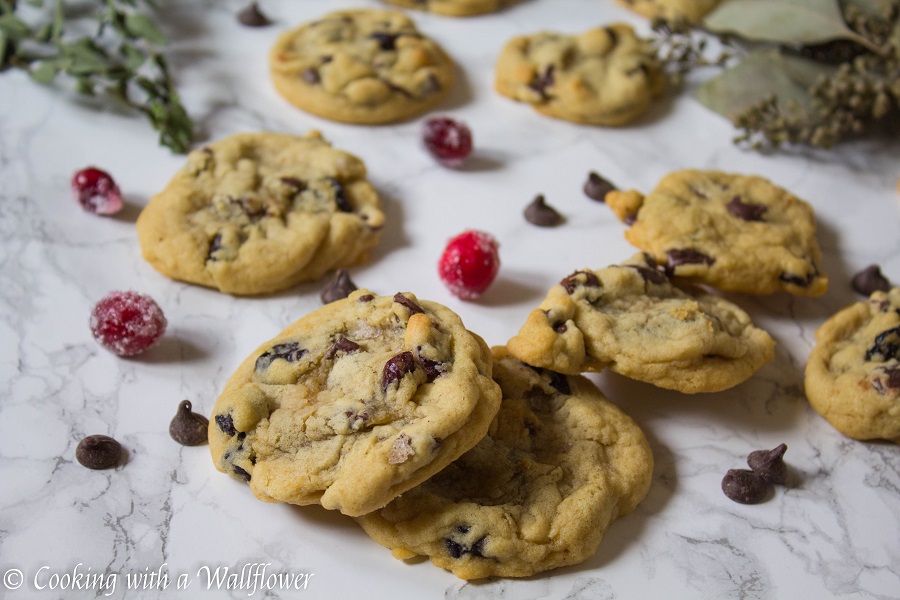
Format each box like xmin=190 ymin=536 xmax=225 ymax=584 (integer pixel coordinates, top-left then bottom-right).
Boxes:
xmin=805 ymin=287 xmax=900 ymax=444
xmin=269 ymin=9 xmax=454 ymax=124
xmin=355 ymin=347 xmax=653 ymax=579
xmin=616 ymin=0 xmax=723 ymax=23
xmin=136 ymin=131 xmax=384 ymax=296
xmin=381 ymin=0 xmax=509 ymax=17
xmin=506 ymin=254 xmax=775 ymax=393
xmin=605 ymin=170 xmax=828 ymax=296
xmin=494 ymin=24 xmax=666 ymax=126
xmin=208 ymin=290 xmax=502 ymax=516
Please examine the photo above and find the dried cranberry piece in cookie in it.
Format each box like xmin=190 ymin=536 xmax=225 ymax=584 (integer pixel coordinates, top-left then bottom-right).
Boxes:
xmin=89 ymin=290 xmax=167 ymax=356
xmin=438 ymin=230 xmax=500 ymax=300
xmin=72 ymin=167 xmax=124 ymax=215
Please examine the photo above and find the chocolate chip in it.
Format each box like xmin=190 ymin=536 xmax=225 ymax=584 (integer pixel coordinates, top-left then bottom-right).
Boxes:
xmin=726 ymin=196 xmax=766 ymax=222
xmin=547 ymin=371 xmax=570 ymax=395
xmin=445 ymin=538 xmax=465 ymax=559
xmin=872 ymin=366 xmax=900 ymax=394
xmin=255 ymin=342 xmax=307 ymax=371
xmin=416 ymin=348 xmax=445 ymax=382
xmin=444 ymin=536 xmax=487 ymax=559
xmin=232 ymin=464 xmax=252 ymax=481
xmin=393 ymin=293 xmax=424 ymax=315
xmin=604 ymin=26 xmax=618 ymax=45
xmin=524 ymin=194 xmax=563 ymax=227
xmin=370 ymin=31 xmax=399 ymax=50
xmin=721 ymin=469 xmax=769 ymax=504
xmin=747 ymin=443 xmax=788 ymax=484
xmin=382 ymin=351 xmax=416 ymax=390
xmin=667 ymin=248 xmax=715 ymax=269
xmin=215 ymin=414 xmax=237 ymax=437
xmin=583 ymin=172 xmax=615 ymax=202
xmin=207 ymin=233 xmax=224 ymax=261
xmin=553 ymin=322 xmax=567 ymax=333
xmin=357 ymin=294 xmax=374 ymax=302
xmin=851 ymin=265 xmax=891 ymax=296
xmin=865 ymin=326 xmax=900 ymax=362
xmin=528 ymin=65 xmax=555 ymax=97
xmin=237 ymin=2 xmax=271 ymax=27
xmin=302 ymin=67 xmax=320 ymax=85
xmin=629 ymin=265 xmax=668 ymax=285
xmin=321 ymin=269 xmax=358 ymax=304
xmin=328 ymin=178 xmax=352 ymax=212
xmin=779 ymin=271 xmax=818 ymax=288
xmin=325 ymin=337 xmax=361 ymax=360
xmin=76 ymin=435 xmax=122 ymax=470
xmin=169 ymin=400 xmax=209 ymax=446
xmin=281 ymin=177 xmax=307 ymax=191
xmin=560 ymin=270 xmax=600 ymax=294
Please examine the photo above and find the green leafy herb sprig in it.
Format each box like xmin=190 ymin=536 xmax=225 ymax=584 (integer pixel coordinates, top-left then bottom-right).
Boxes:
xmin=652 ymin=0 xmax=900 ymax=151
xmin=0 ymin=0 xmax=193 ymax=153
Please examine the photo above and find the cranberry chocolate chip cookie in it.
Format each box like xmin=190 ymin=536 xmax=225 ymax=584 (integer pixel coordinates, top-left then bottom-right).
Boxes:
xmin=605 ymin=170 xmax=828 ymax=296
xmin=381 ymin=0 xmax=510 ymax=17
xmin=208 ymin=290 xmax=502 ymax=516
xmin=269 ymin=9 xmax=454 ymax=124
xmin=356 ymin=347 xmax=653 ymax=579
xmin=506 ymin=254 xmax=775 ymax=393
xmin=494 ymin=24 xmax=666 ymax=126
xmin=136 ymin=131 xmax=384 ymax=296
xmin=616 ymin=0 xmax=723 ymax=23
xmin=805 ymin=287 xmax=900 ymax=444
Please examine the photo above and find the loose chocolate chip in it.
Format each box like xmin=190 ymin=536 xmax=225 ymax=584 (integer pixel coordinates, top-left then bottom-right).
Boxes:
xmin=721 ymin=469 xmax=770 ymax=504
xmin=747 ymin=443 xmax=788 ymax=484
xmin=560 ymin=270 xmax=601 ymax=294
xmin=321 ymin=269 xmax=358 ymax=304
xmin=583 ymin=172 xmax=616 ymax=202
xmin=370 ymin=31 xmax=400 ymax=50
xmin=726 ymin=196 xmax=767 ymax=222
xmin=76 ymin=435 xmax=122 ymax=470
xmin=169 ymin=400 xmax=209 ymax=446
xmin=528 ymin=65 xmax=555 ymax=97
xmin=215 ymin=414 xmax=237 ymax=437
xmin=865 ymin=326 xmax=900 ymax=362
xmin=237 ymin=2 xmax=271 ymax=27
xmin=301 ymin=67 xmax=320 ymax=85
xmin=328 ymin=178 xmax=352 ymax=212
xmin=255 ymin=342 xmax=307 ymax=371
xmin=851 ymin=265 xmax=891 ymax=296
xmin=872 ymin=366 xmax=900 ymax=394
xmin=524 ymin=194 xmax=564 ymax=227
xmin=325 ymin=337 xmax=361 ymax=360
xmin=281 ymin=177 xmax=307 ymax=191
xmin=232 ymin=464 xmax=252 ymax=481
xmin=667 ymin=248 xmax=715 ymax=269
xmin=393 ymin=292 xmax=425 ymax=315
xmin=383 ymin=351 xmax=416 ymax=390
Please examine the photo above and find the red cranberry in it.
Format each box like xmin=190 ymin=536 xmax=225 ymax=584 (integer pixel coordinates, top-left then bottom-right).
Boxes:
xmin=71 ymin=167 xmax=124 ymax=215
xmin=422 ymin=116 xmax=473 ymax=166
xmin=438 ymin=230 xmax=500 ymax=300
xmin=89 ymin=291 xmax=167 ymax=356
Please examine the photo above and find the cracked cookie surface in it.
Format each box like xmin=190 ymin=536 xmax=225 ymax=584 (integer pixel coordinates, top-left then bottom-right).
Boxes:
xmin=208 ymin=290 xmax=502 ymax=516
xmin=269 ymin=9 xmax=454 ymax=124
xmin=136 ymin=131 xmax=384 ymax=296
xmin=356 ymin=347 xmax=653 ymax=579
xmin=494 ymin=23 xmax=665 ymax=126
xmin=805 ymin=288 xmax=900 ymax=444
xmin=616 ymin=0 xmax=723 ymax=22
xmin=380 ymin=0 xmax=509 ymax=17
xmin=606 ymin=169 xmax=828 ymax=296
xmin=506 ymin=254 xmax=775 ymax=393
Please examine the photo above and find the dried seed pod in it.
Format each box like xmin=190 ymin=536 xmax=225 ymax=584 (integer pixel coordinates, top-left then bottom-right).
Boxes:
xmin=76 ymin=435 xmax=122 ymax=470
xmin=747 ymin=443 xmax=788 ymax=484
xmin=721 ymin=468 xmax=769 ymax=504
xmin=169 ymin=400 xmax=210 ymax=446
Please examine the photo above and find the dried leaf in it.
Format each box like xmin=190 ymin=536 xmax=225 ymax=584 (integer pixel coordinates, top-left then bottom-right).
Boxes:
xmin=704 ymin=0 xmax=881 ymax=51
xmin=695 ymin=49 xmax=835 ymax=121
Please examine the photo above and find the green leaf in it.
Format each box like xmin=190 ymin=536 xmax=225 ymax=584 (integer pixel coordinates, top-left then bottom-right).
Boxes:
xmin=704 ymin=0 xmax=881 ymax=52
xmin=0 ymin=14 xmax=31 ymax=40
xmin=50 ymin=0 xmax=63 ymax=43
xmin=60 ymin=39 xmax=108 ymax=75
xmin=30 ymin=59 xmax=58 ymax=83
xmin=120 ymin=41 xmax=144 ymax=71
xmin=695 ymin=49 xmax=835 ymax=121
xmin=124 ymin=12 xmax=166 ymax=45
xmin=0 ymin=29 xmax=8 ymax=67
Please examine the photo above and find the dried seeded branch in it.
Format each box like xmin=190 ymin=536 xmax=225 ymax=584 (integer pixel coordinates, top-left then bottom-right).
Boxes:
xmin=0 ymin=0 xmax=193 ymax=153
xmin=649 ymin=17 xmax=733 ymax=86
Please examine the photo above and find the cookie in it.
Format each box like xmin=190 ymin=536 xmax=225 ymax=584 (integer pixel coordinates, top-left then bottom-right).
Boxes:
xmin=606 ymin=170 xmax=828 ymax=296
xmin=616 ymin=0 xmax=723 ymax=23
xmin=136 ymin=131 xmax=384 ymax=296
xmin=805 ymin=288 xmax=900 ymax=444
xmin=506 ymin=254 xmax=775 ymax=393
xmin=380 ymin=0 xmax=508 ymax=17
xmin=494 ymin=24 xmax=666 ymax=126
xmin=356 ymin=347 xmax=653 ymax=579
xmin=208 ymin=290 xmax=502 ymax=516
xmin=269 ymin=9 xmax=454 ymax=124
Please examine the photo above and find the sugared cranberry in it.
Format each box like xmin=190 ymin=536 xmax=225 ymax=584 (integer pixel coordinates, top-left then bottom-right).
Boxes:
xmin=71 ymin=167 xmax=124 ymax=215
xmin=438 ymin=230 xmax=500 ymax=300
xmin=422 ymin=116 xmax=473 ymax=166
xmin=89 ymin=291 xmax=167 ymax=356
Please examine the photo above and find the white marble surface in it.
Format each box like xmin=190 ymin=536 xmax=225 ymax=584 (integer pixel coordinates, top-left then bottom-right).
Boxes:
xmin=1 ymin=0 xmax=899 ymax=598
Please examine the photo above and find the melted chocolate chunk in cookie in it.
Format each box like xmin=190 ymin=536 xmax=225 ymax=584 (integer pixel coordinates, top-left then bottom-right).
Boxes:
xmin=865 ymin=326 xmax=900 ymax=362
xmin=255 ymin=342 xmax=308 ymax=371
xmin=560 ymin=270 xmax=601 ymax=294
xmin=727 ymin=196 xmax=767 ymax=222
